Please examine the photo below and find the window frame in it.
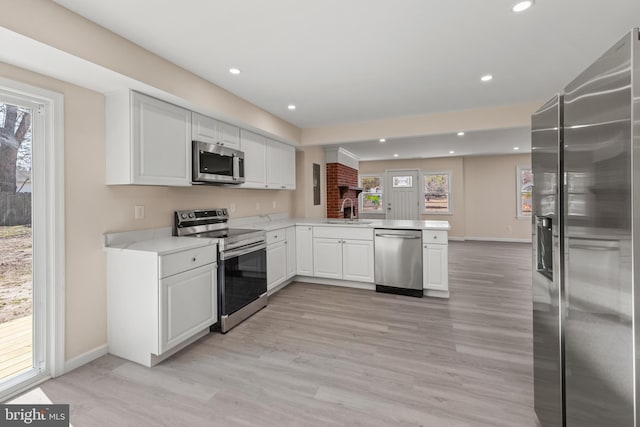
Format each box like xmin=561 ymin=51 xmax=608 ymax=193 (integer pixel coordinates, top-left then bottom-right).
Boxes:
xmin=358 ymin=174 xmax=384 ymax=215
xmin=517 ymin=165 xmax=533 ymax=219
xmin=421 ymin=170 xmax=452 ymax=215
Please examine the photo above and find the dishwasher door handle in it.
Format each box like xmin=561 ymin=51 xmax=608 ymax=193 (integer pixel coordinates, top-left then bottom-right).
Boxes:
xmin=375 ymin=233 xmax=421 ymax=239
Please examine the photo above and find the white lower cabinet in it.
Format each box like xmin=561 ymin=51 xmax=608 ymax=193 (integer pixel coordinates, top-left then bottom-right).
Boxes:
xmin=312 ymin=227 xmax=374 ymax=283
xmin=267 ymin=241 xmax=287 ymax=291
xmin=296 ymin=226 xmax=314 ymax=276
xmin=342 ymin=240 xmax=374 ymax=282
xmin=160 ymin=264 xmax=217 ymax=353
xmin=422 ymin=230 xmax=449 ymax=294
xmin=313 ymin=238 xmax=343 ymax=279
xmin=267 ymin=227 xmax=296 ymax=292
xmin=285 ymin=226 xmax=296 ymax=279
xmin=106 ymin=242 xmax=217 ymax=367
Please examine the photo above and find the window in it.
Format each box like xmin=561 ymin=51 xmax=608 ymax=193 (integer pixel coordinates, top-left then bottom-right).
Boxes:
xmin=423 ymin=172 xmax=451 ymax=214
xmin=518 ymin=165 xmax=533 ymax=218
xmin=359 ymin=175 xmax=383 ymax=213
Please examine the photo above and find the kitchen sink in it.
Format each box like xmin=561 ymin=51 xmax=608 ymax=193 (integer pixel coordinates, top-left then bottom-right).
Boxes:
xmin=326 ymin=219 xmax=373 ymax=225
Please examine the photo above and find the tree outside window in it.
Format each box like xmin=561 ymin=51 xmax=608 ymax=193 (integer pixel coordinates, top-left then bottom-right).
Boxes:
xmin=518 ymin=165 xmax=532 ymax=218
xmin=424 ymin=172 xmax=451 ymax=214
xmin=359 ymin=175 xmax=382 ymax=213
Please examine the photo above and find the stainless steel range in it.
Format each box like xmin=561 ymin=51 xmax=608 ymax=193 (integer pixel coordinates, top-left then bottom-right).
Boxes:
xmin=174 ymin=208 xmax=267 ymax=333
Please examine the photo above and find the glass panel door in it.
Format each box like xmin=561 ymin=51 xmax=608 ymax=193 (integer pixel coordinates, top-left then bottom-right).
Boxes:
xmin=0 ymin=97 xmax=41 ymax=390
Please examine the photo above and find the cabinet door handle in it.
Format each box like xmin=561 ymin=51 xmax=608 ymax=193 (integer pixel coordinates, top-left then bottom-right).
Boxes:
xmin=281 ymin=186 xmax=286 ymax=189
xmin=423 ymin=245 xmax=427 ymax=249
xmin=192 ymin=257 xmax=197 ymax=262
xmin=265 ymin=185 xmax=269 ymax=188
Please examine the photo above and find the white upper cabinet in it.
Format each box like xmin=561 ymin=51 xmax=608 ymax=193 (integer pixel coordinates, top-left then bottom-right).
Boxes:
xmin=106 ymin=91 xmax=192 ymax=186
xmin=218 ymin=121 xmax=241 ymax=150
xmin=240 ymin=130 xmax=268 ymax=188
xmin=282 ymin=144 xmax=296 ymax=189
xmin=241 ymin=131 xmax=296 ymax=190
xmin=267 ymin=139 xmax=283 ymax=188
xmin=192 ymin=112 xmax=240 ymax=150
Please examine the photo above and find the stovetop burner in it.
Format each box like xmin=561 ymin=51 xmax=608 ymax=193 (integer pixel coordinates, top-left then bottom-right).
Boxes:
xmin=174 ymin=209 xmax=266 ymax=252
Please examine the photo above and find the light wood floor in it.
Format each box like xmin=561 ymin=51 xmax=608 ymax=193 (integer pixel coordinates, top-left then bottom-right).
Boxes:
xmin=0 ymin=315 xmax=32 ymax=380
xmin=28 ymin=241 xmax=537 ymax=426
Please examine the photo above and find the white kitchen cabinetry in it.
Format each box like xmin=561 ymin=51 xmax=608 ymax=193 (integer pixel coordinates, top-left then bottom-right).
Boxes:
xmin=240 ymin=131 xmax=296 ymax=190
xmin=192 ymin=112 xmax=240 ymax=150
xmin=296 ymin=226 xmax=314 ymax=275
xmin=240 ymin=130 xmax=268 ymax=188
xmin=267 ymin=140 xmax=297 ymax=190
xmin=312 ymin=227 xmax=374 ymax=283
xmin=106 ymin=91 xmax=192 ymax=186
xmin=342 ymin=239 xmax=375 ymax=282
xmin=267 ymin=228 xmax=296 ymax=292
xmin=422 ymin=230 xmax=449 ymax=295
xmin=285 ymin=226 xmax=296 ymax=279
xmin=160 ymin=264 xmax=217 ymax=353
xmin=106 ymin=241 xmax=217 ymax=367
xmin=313 ymin=238 xmax=343 ymax=279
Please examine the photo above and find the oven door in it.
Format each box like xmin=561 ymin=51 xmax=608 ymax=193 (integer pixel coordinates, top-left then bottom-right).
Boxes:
xmin=219 ymin=243 xmax=267 ymax=316
xmin=192 ymin=141 xmax=245 ymax=184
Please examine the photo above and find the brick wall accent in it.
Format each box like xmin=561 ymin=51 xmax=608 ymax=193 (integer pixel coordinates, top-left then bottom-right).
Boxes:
xmin=326 ymin=163 xmax=359 ymax=218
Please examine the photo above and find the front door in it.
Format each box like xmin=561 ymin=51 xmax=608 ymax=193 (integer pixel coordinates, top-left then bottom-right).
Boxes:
xmin=385 ymin=169 xmax=420 ymax=220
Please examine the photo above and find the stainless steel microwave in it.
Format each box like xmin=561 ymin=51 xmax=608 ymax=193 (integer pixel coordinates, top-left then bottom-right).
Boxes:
xmin=192 ymin=141 xmax=245 ymax=185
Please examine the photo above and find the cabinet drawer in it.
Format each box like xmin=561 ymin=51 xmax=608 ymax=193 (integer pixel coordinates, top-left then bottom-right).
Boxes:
xmin=314 ymin=226 xmax=373 ymax=241
xmin=422 ymin=230 xmax=447 ymax=244
xmin=159 ymin=245 xmax=217 ymax=278
xmin=266 ymin=229 xmax=286 ymax=245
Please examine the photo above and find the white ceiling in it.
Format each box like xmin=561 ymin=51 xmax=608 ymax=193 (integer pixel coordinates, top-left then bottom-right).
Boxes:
xmin=50 ymin=0 xmax=640 ymax=158
xmin=329 ymin=127 xmax=531 ymax=161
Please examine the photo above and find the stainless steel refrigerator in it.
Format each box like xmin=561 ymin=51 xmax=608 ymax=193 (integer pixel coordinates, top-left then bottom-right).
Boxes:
xmin=532 ymin=28 xmax=639 ymax=427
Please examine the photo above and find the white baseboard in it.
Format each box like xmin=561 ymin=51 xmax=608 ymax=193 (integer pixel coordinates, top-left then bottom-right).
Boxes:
xmin=464 ymin=236 xmax=531 ymax=243
xmin=295 ymin=276 xmax=375 ymax=291
xmin=268 ymin=278 xmax=295 ymax=296
xmin=63 ymin=344 xmax=108 ymax=374
xmin=448 ymin=236 xmax=465 ymax=241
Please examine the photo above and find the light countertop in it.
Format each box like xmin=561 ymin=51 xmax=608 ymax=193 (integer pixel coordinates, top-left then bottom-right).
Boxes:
xmin=103 ymin=217 xmax=449 ymax=254
xmin=104 ymin=228 xmax=217 ymax=255
xmin=237 ymin=217 xmax=450 ymax=231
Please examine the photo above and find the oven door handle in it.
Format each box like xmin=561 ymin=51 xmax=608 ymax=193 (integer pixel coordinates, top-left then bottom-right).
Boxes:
xmin=221 ymin=242 xmax=266 ymax=260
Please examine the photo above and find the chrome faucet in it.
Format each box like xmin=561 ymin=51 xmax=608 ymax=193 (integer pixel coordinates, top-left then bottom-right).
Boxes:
xmin=340 ymin=198 xmax=355 ymax=219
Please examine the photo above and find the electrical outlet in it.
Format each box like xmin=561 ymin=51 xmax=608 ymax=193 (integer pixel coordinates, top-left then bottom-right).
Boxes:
xmin=134 ymin=205 xmax=145 ymax=220
xmin=229 ymin=203 xmax=236 ymax=213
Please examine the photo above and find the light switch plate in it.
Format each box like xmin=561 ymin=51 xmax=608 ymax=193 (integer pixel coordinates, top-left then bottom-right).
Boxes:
xmin=134 ymin=205 xmax=145 ymax=220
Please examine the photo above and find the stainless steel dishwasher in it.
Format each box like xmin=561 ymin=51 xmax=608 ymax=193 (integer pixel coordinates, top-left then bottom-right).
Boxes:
xmin=374 ymin=229 xmax=423 ymax=297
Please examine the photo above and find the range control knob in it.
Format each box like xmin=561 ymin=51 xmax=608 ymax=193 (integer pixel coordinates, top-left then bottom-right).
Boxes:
xmin=188 ymin=212 xmax=195 ymax=219
xmin=181 ymin=213 xmax=188 ymax=219
xmin=217 ymin=210 xmax=223 ymax=216
xmin=222 ymin=209 xmax=228 ymax=215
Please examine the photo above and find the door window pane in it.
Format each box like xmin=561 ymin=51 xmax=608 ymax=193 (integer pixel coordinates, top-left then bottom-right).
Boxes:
xmin=392 ymin=176 xmax=413 ymax=188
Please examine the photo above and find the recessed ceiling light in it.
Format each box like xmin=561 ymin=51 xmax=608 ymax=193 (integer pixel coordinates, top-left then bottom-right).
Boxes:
xmin=481 ymin=74 xmax=494 ymax=82
xmin=449 ymin=150 xmax=455 ymax=154
xmin=287 ymin=105 xmax=296 ymax=110
xmin=513 ymin=147 xmax=520 ymax=150
xmin=229 ymin=68 xmax=241 ymax=75
xmin=457 ymin=131 xmax=465 ymax=137
xmin=393 ymin=154 xmax=399 ymax=157
xmin=512 ymin=0 xmax=534 ymax=13
xmin=379 ymin=138 xmax=386 ymax=143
